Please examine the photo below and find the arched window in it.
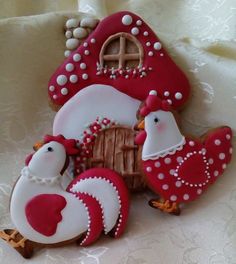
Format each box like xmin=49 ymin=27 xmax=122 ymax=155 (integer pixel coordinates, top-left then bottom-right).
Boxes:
xmin=99 ymin=32 xmax=144 ymax=69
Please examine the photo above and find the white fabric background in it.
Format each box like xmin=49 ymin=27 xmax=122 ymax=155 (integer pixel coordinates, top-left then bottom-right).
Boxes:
xmin=0 ymin=0 xmax=235 ymax=263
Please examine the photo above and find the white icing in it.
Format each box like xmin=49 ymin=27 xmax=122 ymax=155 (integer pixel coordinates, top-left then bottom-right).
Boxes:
xmin=65 ymin=63 xmax=74 ymax=72
xmin=57 ymin=75 xmax=67 ymax=86
xmin=80 ymin=17 xmax=99 ymax=28
xmin=82 ymin=73 xmax=88 ymax=80
xmin=83 ymin=42 xmax=88 ymax=47
xmin=131 ymin=27 xmax=139 ymax=35
xmin=80 ymin=63 xmax=87 ymax=69
xmin=69 ymin=75 xmax=78 ymax=83
xmin=66 ymin=38 xmax=79 ymax=50
xmin=53 ymin=95 xmax=57 ymax=100
xmin=175 ymin=92 xmax=183 ymax=100
xmin=70 ymin=177 xmax=120 ymax=233
xmin=90 ymin=38 xmax=96 ymax=43
xmin=66 ymin=18 xmax=79 ymax=29
xmin=143 ymin=31 xmax=149 ymax=36
xmin=49 ymin=85 xmax=55 ymax=92
xmin=146 ymin=42 xmax=151 ymax=46
xmin=73 ymin=27 xmax=87 ymax=39
xmin=149 ymin=90 xmax=157 ymax=95
xmin=64 ymin=50 xmax=71 ymax=58
xmin=53 ymin=84 xmax=141 ymax=140
xmin=122 ymin=15 xmax=133 ymax=25
xmin=148 ymin=51 xmax=154 ymax=56
xmin=84 ymin=50 xmax=90 ymax=55
xmin=73 ymin=53 xmax=81 ymax=62
xmin=142 ymin=110 xmax=186 ymax=160
xmin=153 ymin=42 xmax=162 ymax=50
xmin=65 ymin=30 xmax=72 ymax=39
xmin=136 ymin=20 xmax=142 ymax=26
xmin=61 ymin=88 xmax=68 ymax=95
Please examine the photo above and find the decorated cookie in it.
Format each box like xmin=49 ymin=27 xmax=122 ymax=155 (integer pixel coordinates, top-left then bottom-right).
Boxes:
xmin=0 ymin=135 xmax=129 ymax=258
xmin=135 ymin=91 xmax=233 ymax=215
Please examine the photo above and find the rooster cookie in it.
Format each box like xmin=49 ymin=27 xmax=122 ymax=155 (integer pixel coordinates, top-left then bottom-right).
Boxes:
xmin=0 ymin=135 xmax=129 ymax=258
xmin=135 ymin=91 xmax=233 ymax=215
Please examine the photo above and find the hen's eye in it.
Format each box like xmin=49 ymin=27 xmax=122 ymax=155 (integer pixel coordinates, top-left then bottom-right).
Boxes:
xmin=154 ymin=117 xmax=159 ymax=123
xmin=47 ymin=147 xmax=53 ymax=152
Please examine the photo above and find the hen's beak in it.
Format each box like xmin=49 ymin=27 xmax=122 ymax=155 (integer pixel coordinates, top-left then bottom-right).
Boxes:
xmin=137 ymin=120 xmax=145 ymax=130
xmin=33 ymin=141 xmax=44 ymax=151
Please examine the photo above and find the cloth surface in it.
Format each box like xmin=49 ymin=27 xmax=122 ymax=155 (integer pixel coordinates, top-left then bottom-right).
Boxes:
xmin=0 ymin=1 xmax=236 ymax=263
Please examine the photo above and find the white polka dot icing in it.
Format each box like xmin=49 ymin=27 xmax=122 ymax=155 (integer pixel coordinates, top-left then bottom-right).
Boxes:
xmin=65 ymin=63 xmax=74 ymax=72
xmin=49 ymin=85 xmax=55 ymax=92
xmin=183 ymin=194 xmax=189 ymax=201
xmin=122 ymin=15 xmax=133 ymax=25
xmin=80 ymin=63 xmax=87 ymax=70
xmin=175 ymin=92 xmax=183 ymax=100
xmin=82 ymin=73 xmax=88 ymax=80
xmin=143 ymin=31 xmax=149 ymax=36
xmin=56 ymin=75 xmax=67 ymax=86
xmin=164 ymin=91 xmax=170 ymax=97
xmin=214 ymin=171 xmax=219 ymax=177
xmin=146 ymin=42 xmax=151 ymax=47
xmin=73 ymin=53 xmax=81 ymax=62
xmin=148 ymin=51 xmax=154 ymax=56
xmin=136 ymin=20 xmax=142 ymax=26
xmin=154 ymin=161 xmax=161 ymax=168
xmin=157 ymin=173 xmax=164 ymax=180
xmin=162 ymin=184 xmax=169 ymax=190
xmin=175 ymin=181 xmax=182 ymax=187
xmin=146 ymin=166 xmax=152 ymax=172
xmin=61 ymin=87 xmax=68 ymax=95
xmin=164 ymin=158 xmax=171 ymax=164
xmin=219 ymin=153 xmax=225 ymax=160
xmin=170 ymin=195 xmax=177 ymax=201
xmin=226 ymin=134 xmax=231 ymax=140
xmin=131 ymin=27 xmax=139 ymax=35
xmin=189 ymin=141 xmax=195 ymax=147
xmin=84 ymin=50 xmax=90 ymax=55
xmin=53 ymin=94 xmax=57 ymax=99
xmin=90 ymin=38 xmax=96 ymax=43
xmin=214 ymin=139 xmax=221 ymax=145
xmin=83 ymin=42 xmax=88 ymax=47
xmin=69 ymin=75 xmax=78 ymax=83
xmin=153 ymin=42 xmax=162 ymax=50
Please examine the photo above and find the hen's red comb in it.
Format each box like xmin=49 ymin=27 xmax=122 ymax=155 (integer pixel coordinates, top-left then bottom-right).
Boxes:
xmin=44 ymin=135 xmax=79 ymax=155
xmin=140 ymin=90 xmax=171 ymax=117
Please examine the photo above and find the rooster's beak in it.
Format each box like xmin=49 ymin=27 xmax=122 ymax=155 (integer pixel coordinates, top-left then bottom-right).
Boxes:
xmin=137 ymin=120 xmax=145 ymax=130
xmin=33 ymin=141 xmax=44 ymax=151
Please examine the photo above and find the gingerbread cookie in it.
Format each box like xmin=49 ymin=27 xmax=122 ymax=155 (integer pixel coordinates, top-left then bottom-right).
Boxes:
xmin=1 ymin=135 xmax=129 ymax=258
xmin=135 ymin=91 xmax=233 ymax=215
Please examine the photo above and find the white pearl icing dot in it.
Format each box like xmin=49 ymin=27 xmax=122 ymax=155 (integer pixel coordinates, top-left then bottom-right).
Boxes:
xmin=64 ymin=50 xmax=71 ymax=57
xmin=175 ymin=92 xmax=183 ymax=100
xmin=84 ymin=50 xmax=90 ymax=55
xmin=82 ymin=73 xmax=88 ymax=80
xmin=70 ymin=75 xmax=78 ymax=83
xmin=148 ymin=51 xmax=154 ymax=56
xmin=219 ymin=153 xmax=225 ymax=160
xmin=154 ymin=161 xmax=161 ymax=168
xmin=56 ymin=75 xmax=67 ymax=86
xmin=73 ymin=53 xmax=81 ymax=62
xmin=90 ymin=38 xmax=96 ymax=43
xmin=80 ymin=63 xmax=87 ymax=69
xmin=122 ymin=15 xmax=133 ymax=25
xmin=158 ymin=173 xmax=165 ymax=180
xmin=229 ymin=147 xmax=233 ymax=154
xmin=154 ymin=42 xmax=162 ymax=50
xmin=131 ymin=27 xmax=139 ymax=35
xmin=197 ymin=189 xmax=202 ymax=195
xmin=53 ymin=95 xmax=57 ymax=99
xmin=65 ymin=63 xmax=74 ymax=72
xmin=162 ymin=184 xmax=169 ymax=190
xmin=222 ymin=163 xmax=227 ymax=169
xmin=146 ymin=166 xmax=152 ymax=172
xmin=208 ymin=158 xmax=214 ymax=164
xmin=49 ymin=85 xmax=55 ymax=92
xmin=169 ymin=169 xmax=175 ymax=175
xmin=136 ymin=20 xmax=142 ymax=26
xmin=164 ymin=91 xmax=170 ymax=97
xmin=170 ymin=195 xmax=177 ymax=201
xmin=177 ymin=156 xmax=183 ymax=163
xmin=146 ymin=42 xmax=151 ymax=46
xmin=61 ymin=87 xmax=68 ymax=95
xmin=143 ymin=31 xmax=149 ymax=36
xmin=214 ymin=170 xmax=219 ymax=177
xmin=226 ymin=134 xmax=231 ymax=140
xmin=189 ymin=141 xmax=195 ymax=147
xmin=214 ymin=139 xmax=221 ymax=145
xmin=83 ymin=42 xmax=88 ymax=47
xmin=149 ymin=90 xmax=157 ymax=95
xmin=164 ymin=158 xmax=171 ymax=164
xmin=183 ymin=194 xmax=189 ymax=201
xmin=175 ymin=181 xmax=182 ymax=187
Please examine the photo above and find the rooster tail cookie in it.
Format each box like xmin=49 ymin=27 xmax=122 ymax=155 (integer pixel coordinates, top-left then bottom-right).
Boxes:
xmin=1 ymin=135 xmax=129 ymax=258
xmin=135 ymin=91 xmax=233 ymax=215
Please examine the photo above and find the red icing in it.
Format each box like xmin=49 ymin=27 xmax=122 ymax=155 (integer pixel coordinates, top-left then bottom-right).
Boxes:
xmin=67 ymin=168 xmax=130 ymax=238
xmin=48 ymin=11 xmax=190 ymax=109
xmin=70 ymin=192 xmax=103 ymax=246
xmin=25 ymin=194 xmax=67 ymax=236
xmin=142 ymin=127 xmax=232 ymax=203
xmin=135 ymin=130 xmax=147 ymax=145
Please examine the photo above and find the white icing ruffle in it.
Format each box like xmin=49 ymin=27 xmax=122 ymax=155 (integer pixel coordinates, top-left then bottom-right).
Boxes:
xmin=21 ymin=166 xmax=61 ymax=186
xmin=142 ymin=137 xmax=186 ymax=160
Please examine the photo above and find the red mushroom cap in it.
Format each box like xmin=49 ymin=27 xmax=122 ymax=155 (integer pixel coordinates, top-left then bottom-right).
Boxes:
xmin=48 ymin=11 xmax=190 ymax=110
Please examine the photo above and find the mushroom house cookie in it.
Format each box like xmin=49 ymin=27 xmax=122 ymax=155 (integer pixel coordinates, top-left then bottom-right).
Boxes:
xmin=0 ymin=135 xmax=129 ymax=258
xmin=50 ymin=12 xmax=191 ymax=190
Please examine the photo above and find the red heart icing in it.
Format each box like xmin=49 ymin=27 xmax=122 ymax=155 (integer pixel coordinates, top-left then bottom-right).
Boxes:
xmin=25 ymin=194 xmax=67 ymax=236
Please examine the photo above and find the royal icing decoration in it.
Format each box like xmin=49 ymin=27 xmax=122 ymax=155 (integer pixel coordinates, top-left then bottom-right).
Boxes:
xmin=49 ymin=11 xmax=190 ymax=109
xmin=7 ymin=135 xmax=129 ymax=258
xmin=135 ymin=91 xmax=233 ymax=214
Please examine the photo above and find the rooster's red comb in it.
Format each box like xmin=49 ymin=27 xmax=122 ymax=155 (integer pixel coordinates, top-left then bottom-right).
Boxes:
xmin=140 ymin=90 xmax=171 ymax=117
xmin=43 ymin=135 xmax=79 ymax=155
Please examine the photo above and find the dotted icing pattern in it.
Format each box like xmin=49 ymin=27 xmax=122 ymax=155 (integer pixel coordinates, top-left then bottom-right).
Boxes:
xmin=48 ymin=11 xmax=190 ymax=108
xmin=143 ymin=131 xmax=233 ymax=204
